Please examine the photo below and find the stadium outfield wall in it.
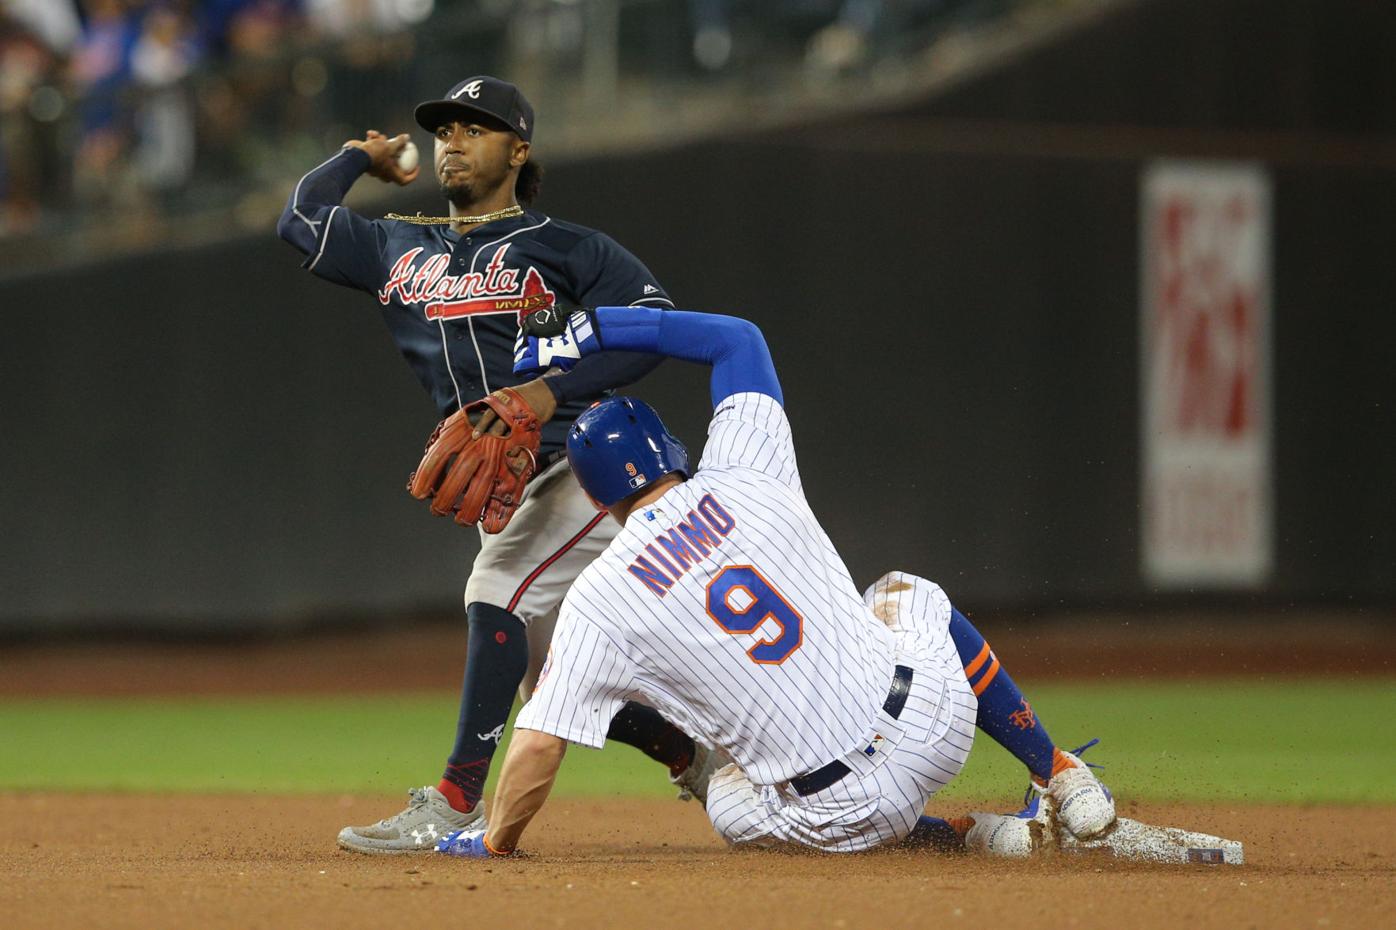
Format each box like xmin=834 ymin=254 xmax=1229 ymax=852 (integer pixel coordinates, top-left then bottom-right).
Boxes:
xmin=2 ymin=0 xmax=1392 ymax=631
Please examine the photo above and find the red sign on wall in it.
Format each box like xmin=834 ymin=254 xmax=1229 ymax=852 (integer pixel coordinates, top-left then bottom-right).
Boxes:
xmin=1140 ymin=161 xmax=1273 ymax=587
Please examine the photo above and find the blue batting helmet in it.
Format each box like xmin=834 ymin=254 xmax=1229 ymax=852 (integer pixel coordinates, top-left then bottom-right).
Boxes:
xmin=566 ymin=397 xmax=690 ymax=507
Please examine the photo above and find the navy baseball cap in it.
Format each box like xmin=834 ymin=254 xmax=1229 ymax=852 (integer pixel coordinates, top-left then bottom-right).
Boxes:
xmin=414 ymin=76 xmax=534 ymax=142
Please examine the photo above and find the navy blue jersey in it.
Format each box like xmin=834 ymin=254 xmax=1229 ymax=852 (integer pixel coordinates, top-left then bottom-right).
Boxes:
xmin=277 ymin=147 xmax=673 ymax=456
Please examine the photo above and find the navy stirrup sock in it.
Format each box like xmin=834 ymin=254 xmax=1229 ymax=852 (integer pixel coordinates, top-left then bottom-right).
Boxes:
xmin=607 ymin=702 xmax=696 ymax=775
xmin=948 ymin=607 xmax=1057 ymax=781
xmin=439 ymin=603 xmax=530 ymax=813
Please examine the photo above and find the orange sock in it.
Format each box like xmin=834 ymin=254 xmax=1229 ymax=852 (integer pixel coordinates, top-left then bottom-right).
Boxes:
xmin=1031 ymin=747 xmax=1075 ymax=788
xmin=947 ymin=816 xmax=976 ymax=839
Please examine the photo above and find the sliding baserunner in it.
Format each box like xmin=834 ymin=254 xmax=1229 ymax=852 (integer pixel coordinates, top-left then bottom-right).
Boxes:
xmin=437 ymin=306 xmax=1115 ymax=857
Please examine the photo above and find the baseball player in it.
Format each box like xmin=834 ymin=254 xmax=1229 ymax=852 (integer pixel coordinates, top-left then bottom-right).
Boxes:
xmin=276 ymin=76 xmax=713 ymax=854
xmin=434 ymin=305 xmax=1117 ymax=857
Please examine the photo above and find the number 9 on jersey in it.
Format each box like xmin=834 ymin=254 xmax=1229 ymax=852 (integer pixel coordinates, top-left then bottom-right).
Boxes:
xmin=705 ymin=565 xmax=804 ymax=665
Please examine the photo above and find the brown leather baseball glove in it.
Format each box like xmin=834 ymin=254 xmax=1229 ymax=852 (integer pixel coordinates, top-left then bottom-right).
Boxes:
xmin=407 ymin=387 xmax=542 ymax=533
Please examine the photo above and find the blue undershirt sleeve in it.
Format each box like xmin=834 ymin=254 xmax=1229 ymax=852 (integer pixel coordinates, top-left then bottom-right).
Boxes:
xmin=591 ymin=307 xmax=783 ymax=408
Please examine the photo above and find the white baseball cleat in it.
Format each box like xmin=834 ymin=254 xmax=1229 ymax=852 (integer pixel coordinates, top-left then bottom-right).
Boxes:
xmin=671 ymin=742 xmax=727 ymax=806
xmin=1038 ymin=742 xmax=1116 ymax=839
xmin=963 ymin=796 xmax=1054 ymax=859
xmin=337 ymin=786 xmax=484 ymax=855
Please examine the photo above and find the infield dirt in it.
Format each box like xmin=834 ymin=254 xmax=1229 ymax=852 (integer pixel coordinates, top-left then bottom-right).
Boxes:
xmin=4 ymin=793 xmax=1394 ymax=930
xmin=6 ymin=618 xmax=1394 ymax=929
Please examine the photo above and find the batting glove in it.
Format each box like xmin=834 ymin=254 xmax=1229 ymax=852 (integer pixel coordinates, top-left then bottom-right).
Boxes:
xmin=513 ymin=307 xmax=601 ymax=375
xmin=436 ymin=828 xmax=512 ymax=858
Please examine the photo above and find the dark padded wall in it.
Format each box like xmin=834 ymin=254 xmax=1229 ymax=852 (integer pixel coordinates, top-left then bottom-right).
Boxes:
xmin=3 ymin=0 xmax=1392 ymax=629
xmin=0 ymin=242 xmax=470 ymax=628
xmin=916 ymin=0 xmax=1396 ymax=134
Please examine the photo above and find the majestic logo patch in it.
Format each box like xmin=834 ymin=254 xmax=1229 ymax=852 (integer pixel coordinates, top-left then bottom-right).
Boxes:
xmin=379 ymin=243 xmax=556 ymax=320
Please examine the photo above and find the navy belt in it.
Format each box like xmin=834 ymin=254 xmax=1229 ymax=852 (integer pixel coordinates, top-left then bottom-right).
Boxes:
xmin=789 ymin=665 xmax=913 ymax=797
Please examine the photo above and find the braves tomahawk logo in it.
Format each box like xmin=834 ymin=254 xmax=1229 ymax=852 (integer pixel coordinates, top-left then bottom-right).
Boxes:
xmin=379 ymin=243 xmax=556 ymax=321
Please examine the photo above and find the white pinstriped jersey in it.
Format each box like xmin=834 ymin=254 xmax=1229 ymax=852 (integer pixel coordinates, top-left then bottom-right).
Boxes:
xmin=707 ymin=569 xmax=979 ymax=851
xmin=515 ymin=392 xmax=900 ymax=786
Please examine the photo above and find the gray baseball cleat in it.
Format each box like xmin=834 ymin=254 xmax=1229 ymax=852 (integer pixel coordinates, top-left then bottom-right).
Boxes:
xmin=671 ymin=742 xmax=727 ymax=805
xmin=337 ymin=786 xmax=485 ymax=855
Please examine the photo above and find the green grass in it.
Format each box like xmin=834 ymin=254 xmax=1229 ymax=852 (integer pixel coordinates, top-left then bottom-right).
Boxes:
xmin=2 ymin=680 xmax=1393 ymax=804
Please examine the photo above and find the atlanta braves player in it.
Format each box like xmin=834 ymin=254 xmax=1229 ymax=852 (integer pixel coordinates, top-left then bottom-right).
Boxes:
xmin=275 ymin=76 xmax=712 ymax=855
xmin=434 ymin=306 xmax=1116 ymax=857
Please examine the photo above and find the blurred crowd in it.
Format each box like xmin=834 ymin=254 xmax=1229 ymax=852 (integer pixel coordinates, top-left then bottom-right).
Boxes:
xmin=0 ymin=0 xmax=432 ymax=235
xmin=0 ymin=0 xmax=1014 ymax=239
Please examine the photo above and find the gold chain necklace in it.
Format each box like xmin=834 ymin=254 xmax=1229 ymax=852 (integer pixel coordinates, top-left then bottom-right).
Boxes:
xmin=384 ymin=205 xmax=525 ymax=226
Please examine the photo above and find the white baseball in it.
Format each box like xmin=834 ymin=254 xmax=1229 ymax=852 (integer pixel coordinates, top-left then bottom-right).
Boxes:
xmin=396 ymin=140 xmax=419 ymax=173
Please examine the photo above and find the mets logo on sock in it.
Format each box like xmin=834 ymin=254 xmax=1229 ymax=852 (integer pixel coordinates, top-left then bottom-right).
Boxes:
xmin=1009 ymin=699 xmax=1036 ymax=730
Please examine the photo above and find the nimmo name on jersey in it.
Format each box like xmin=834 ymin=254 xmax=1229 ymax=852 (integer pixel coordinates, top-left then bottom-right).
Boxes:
xmin=627 ymin=494 xmax=737 ymax=597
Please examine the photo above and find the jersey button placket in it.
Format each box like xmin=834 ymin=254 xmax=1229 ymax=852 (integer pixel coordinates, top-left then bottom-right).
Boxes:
xmin=447 ymin=242 xmax=470 ymax=341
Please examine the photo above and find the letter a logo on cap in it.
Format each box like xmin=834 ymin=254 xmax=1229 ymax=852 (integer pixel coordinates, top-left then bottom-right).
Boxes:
xmin=453 ymin=79 xmax=483 ymax=100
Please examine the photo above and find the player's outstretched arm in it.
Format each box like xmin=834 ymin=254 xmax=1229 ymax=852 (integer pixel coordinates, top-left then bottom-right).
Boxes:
xmin=485 ymin=727 xmax=567 ymax=852
xmin=275 ymin=132 xmax=417 ymax=256
xmin=437 ymin=728 xmax=567 ymax=857
xmin=516 ymin=307 xmax=782 ymax=408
